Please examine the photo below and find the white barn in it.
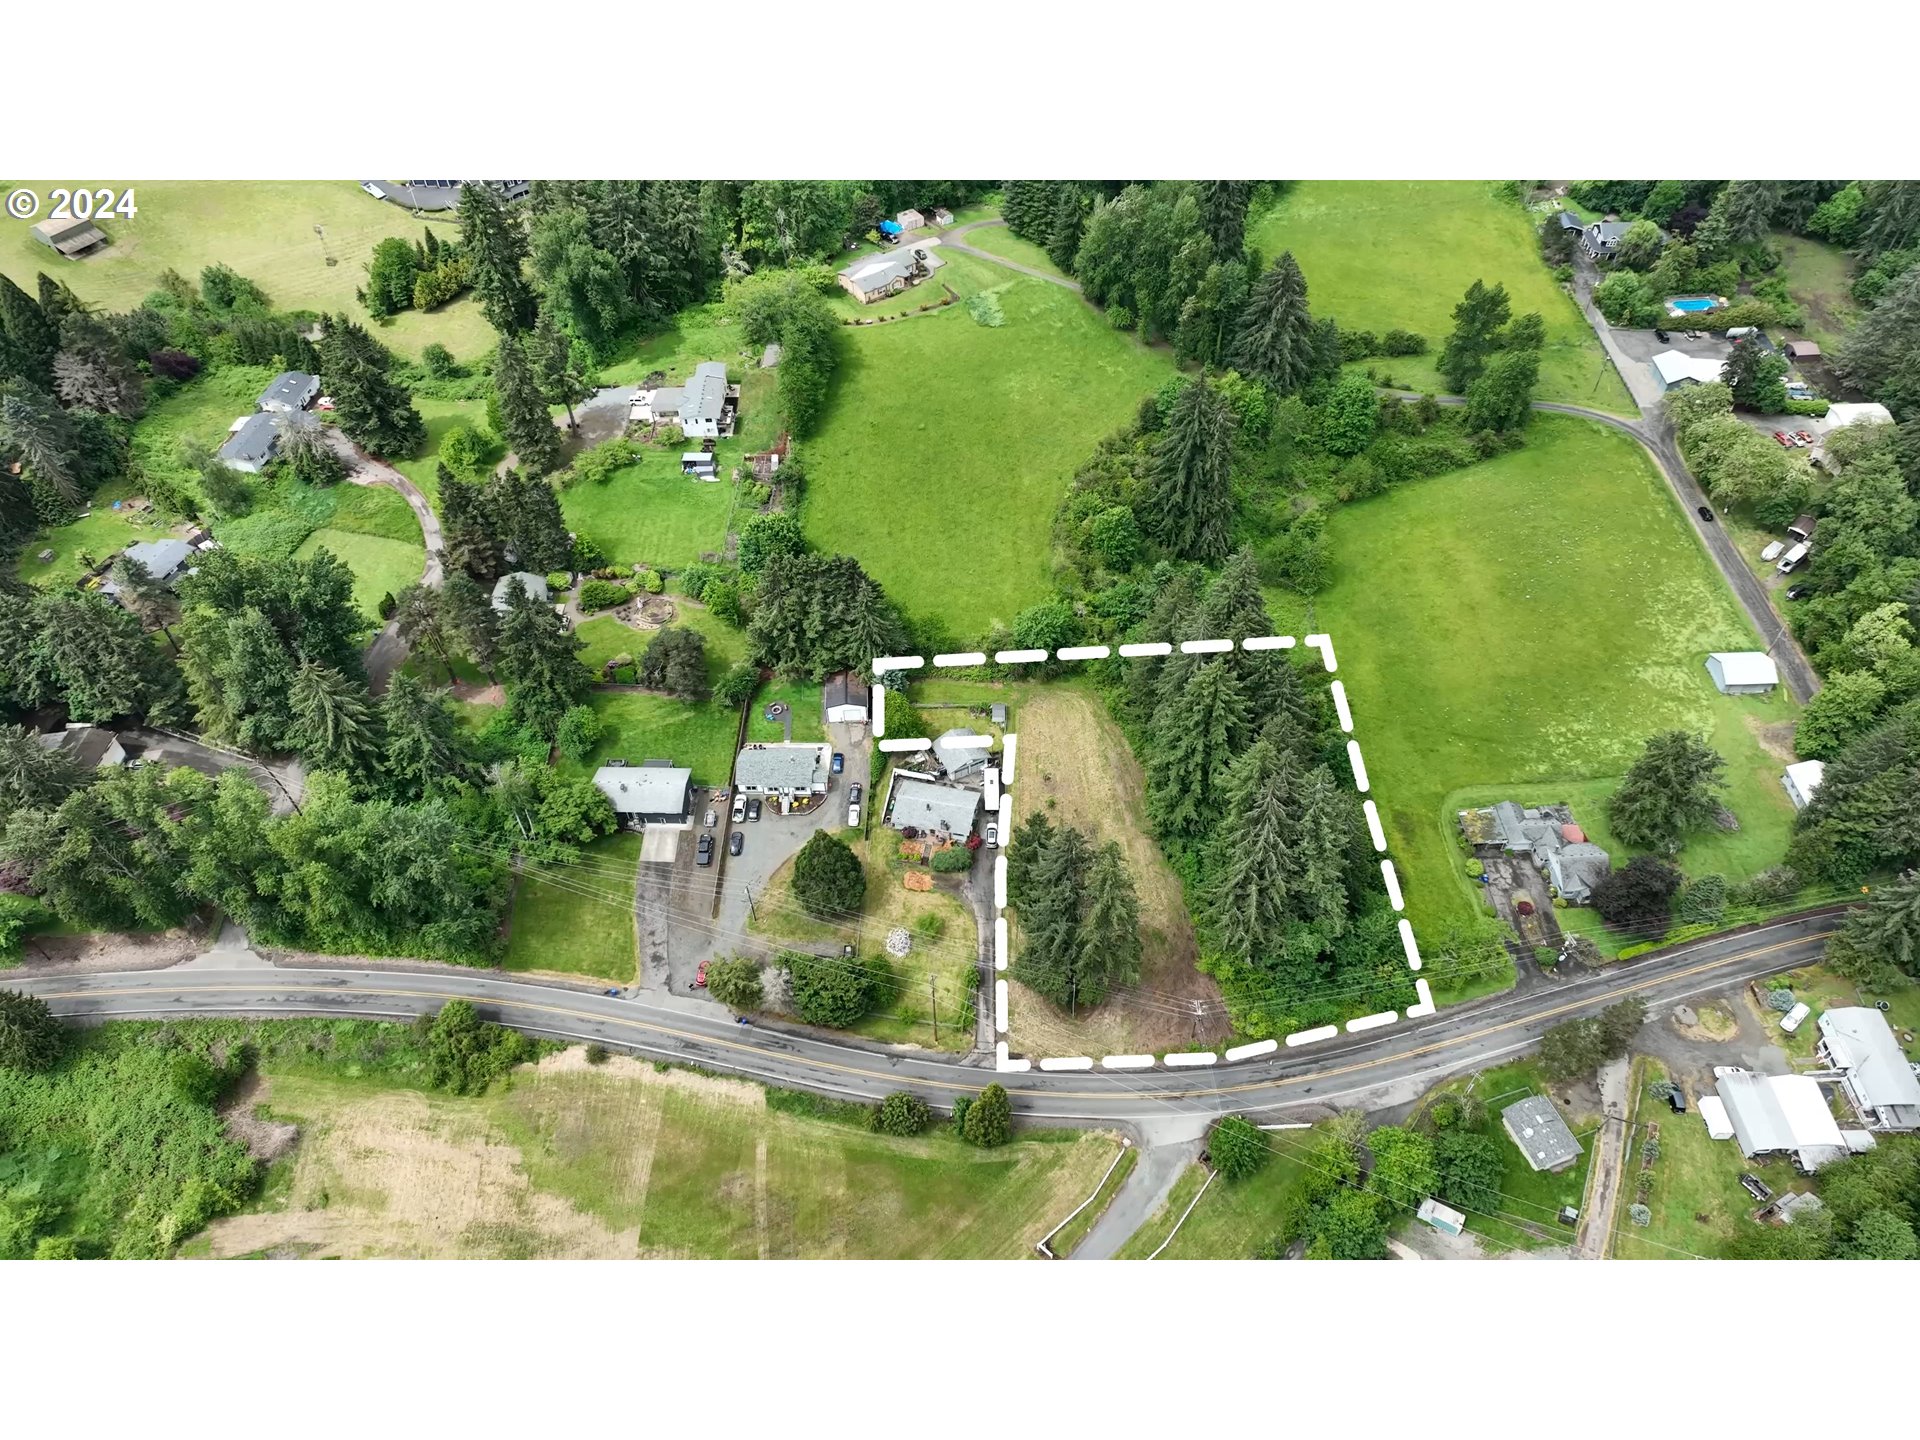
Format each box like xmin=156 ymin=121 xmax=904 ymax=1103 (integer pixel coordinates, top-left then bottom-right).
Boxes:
xmin=1782 ymin=760 xmax=1824 ymax=810
xmin=1705 ymin=651 xmax=1778 ymax=696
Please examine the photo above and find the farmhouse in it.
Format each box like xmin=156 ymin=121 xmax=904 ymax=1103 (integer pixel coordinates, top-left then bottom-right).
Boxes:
xmin=1713 ymin=1069 xmax=1852 ymax=1172
xmin=1460 ymin=800 xmax=1612 ymax=905
xmin=1781 ymin=759 xmax=1824 ymax=810
xmin=734 ymin=742 xmax=832 ymax=813
xmin=1581 ymin=220 xmax=1633 ymax=259
xmin=37 ymin=723 xmax=129 ymax=770
xmin=1650 ymin=350 xmax=1725 ymax=392
xmin=591 ymin=760 xmax=692 ymax=830
xmin=257 ymin=370 xmax=319 ymax=413
xmin=1704 ymin=651 xmax=1779 ymax=696
xmin=1547 ymin=842 xmax=1612 ymax=906
xmin=933 ymin=727 xmax=990 ymax=782
xmin=30 ymin=215 xmax=108 ymax=258
xmin=1500 ymin=1096 xmax=1582 ymax=1173
xmin=823 ymin=671 xmax=871 ymax=724
xmin=885 ymin=773 xmax=981 ymax=842
xmin=490 ymin=571 xmax=551 ymax=613
xmin=216 ymin=412 xmax=299 ymax=473
xmin=837 ymin=248 xmax=933 ymax=304
xmin=630 ymin=361 xmax=738 ymax=438
xmin=1816 ymin=1008 xmax=1920 ymax=1133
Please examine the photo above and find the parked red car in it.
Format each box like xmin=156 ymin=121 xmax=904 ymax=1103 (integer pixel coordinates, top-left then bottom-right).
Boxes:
xmin=1772 ymin=431 xmax=1795 ymax=447
xmin=694 ymin=960 xmax=709 ymax=989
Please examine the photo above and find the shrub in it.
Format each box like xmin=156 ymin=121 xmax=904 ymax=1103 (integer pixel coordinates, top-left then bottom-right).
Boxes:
xmin=169 ymin=1052 xmax=223 ymax=1105
xmin=930 ymin=847 xmax=973 ymax=873
xmin=417 ymin=1000 xmax=530 ymax=1095
xmin=704 ymin=956 xmax=763 ymax=1011
xmin=1766 ymin=988 xmax=1796 ymax=1014
xmin=1617 ymin=942 xmax=1658 ymax=960
xmin=1647 ymin=1077 xmax=1678 ymax=1100
xmin=1628 ymin=1204 xmax=1652 ymax=1227
xmin=1735 ymin=865 xmax=1801 ymax=908
xmin=1380 ymin=328 xmax=1427 ymax=356
xmin=377 ymin=591 xmax=398 ymax=621
xmin=421 ymin=342 xmax=458 ymax=379
xmin=439 ymin=422 xmax=496 ymax=478
xmin=792 ymin=832 xmax=865 ymax=918
xmin=1642 ymin=1137 xmax=1661 ymax=1162
xmin=962 ymin=1083 xmax=1012 ymax=1147
xmin=950 ymin=1096 xmax=972 ymax=1134
xmin=585 ymin=1043 xmax=609 ymax=1065
xmin=785 ymin=949 xmax=883 ymax=1028
xmin=0 ymin=990 xmax=65 ymax=1072
xmin=577 ymin=578 xmax=631 ymax=612
xmin=871 ymin=1091 xmax=932 ymax=1137
xmin=636 ymin=568 xmax=664 ymax=594
xmin=572 ymin=533 xmax=606 ymax=571
xmin=714 ymin=663 xmax=760 ymax=707
xmin=1784 ymin=398 xmax=1830 ymax=417
xmin=554 ymin=705 xmax=605 ymax=764
xmin=1107 ymin=304 xmax=1135 ymax=331
xmin=1209 ymin=1115 xmax=1270 ymax=1181
xmin=545 ymin=570 xmax=572 ymax=592
xmin=743 ymin=481 xmax=772 ymax=507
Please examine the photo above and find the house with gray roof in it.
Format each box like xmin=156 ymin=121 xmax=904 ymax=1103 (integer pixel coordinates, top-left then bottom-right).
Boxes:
xmin=1554 ymin=210 xmax=1585 ymax=232
xmin=1582 ymin=219 xmax=1634 ymax=259
xmin=98 ymin=535 xmax=197 ymax=604
xmin=491 ymin=571 xmax=551 ymax=613
xmin=258 ymin=370 xmax=319 ymax=413
xmin=592 ymin=760 xmax=691 ymax=829
xmin=885 ymin=774 xmax=981 ymax=841
xmin=1816 ymin=1008 xmax=1920 ymax=1132
xmin=1547 ymin=842 xmax=1612 ymax=905
xmin=1500 ymin=1095 xmax=1583 ymax=1172
xmin=37 ymin=723 xmax=128 ymax=770
xmin=217 ymin=412 xmax=285 ymax=473
xmin=631 ymin=361 xmax=737 ymax=438
xmin=837 ymin=247 xmax=936 ymax=304
xmin=733 ymin=743 xmax=831 ymax=813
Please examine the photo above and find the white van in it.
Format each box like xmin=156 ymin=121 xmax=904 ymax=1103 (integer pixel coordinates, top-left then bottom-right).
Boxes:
xmin=1780 ymin=1002 xmax=1812 ymax=1034
xmin=1777 ymin=542 xmax=1809 ymax=573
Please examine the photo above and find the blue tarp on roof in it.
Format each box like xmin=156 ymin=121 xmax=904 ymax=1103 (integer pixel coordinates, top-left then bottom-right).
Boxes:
xmin=878 ymin=220 xmax=903 ymax=235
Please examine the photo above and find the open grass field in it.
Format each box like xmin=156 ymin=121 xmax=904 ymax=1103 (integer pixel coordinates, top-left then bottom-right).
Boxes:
xmin=12 ymin=477 xmax=153 ymax=588
xmin=560 ymin=690 xmax=740 ymax=791
xmin=560 ymin=446 xmax=741 ymax=572
xmin=502 ymin=833 xmax=641 ymax=982
xmin=0 ymin=180 xmax=495 ymax=361
xmin=1262 ymin=415 xmax=1800 ymax=987
xmin=190 ymin=1048 xmax=1111 ymax=1258
xmin=958 ymin=223 xmax=1069 ymax=279
xmin=294 ymin=528 xmax=424 ymax=621
xmin=1115 ymin=1142 xmax=1313 ymax=1259
xmin=1248 ymin=181 xmax=1633 ymax=413
xmin=805 ymin=250 xmax=1172 ymax=636
xmin=1770 ymin=231 xmax=1858 ymax=353
xmin=1612 ymin=1056 xmax=1802 ymax=1259
xmin=1005 ymin=683 xmax=1223 ymax=1055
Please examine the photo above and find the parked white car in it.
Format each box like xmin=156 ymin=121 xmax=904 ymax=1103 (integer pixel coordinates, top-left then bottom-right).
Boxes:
xmin=1779 ymin=1002 xmax=1812 ymax=1034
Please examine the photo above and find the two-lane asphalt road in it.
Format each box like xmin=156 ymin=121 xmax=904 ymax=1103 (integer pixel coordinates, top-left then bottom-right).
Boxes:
xmin=17 ymin=912 xmax=1842 ymax=1124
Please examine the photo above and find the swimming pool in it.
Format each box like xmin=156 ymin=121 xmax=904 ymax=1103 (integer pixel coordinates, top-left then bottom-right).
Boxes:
xmin=1667 ymin=296 xmax=1717 ymax=313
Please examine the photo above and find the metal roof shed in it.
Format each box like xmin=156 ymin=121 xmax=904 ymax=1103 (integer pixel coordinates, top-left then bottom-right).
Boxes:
xmin=1705 ymin=652 xmax=1779 ymax=695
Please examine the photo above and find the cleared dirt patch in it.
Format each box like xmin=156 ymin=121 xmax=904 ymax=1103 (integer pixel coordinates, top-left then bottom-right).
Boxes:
xmin=1009 ymin=686 xmax=1221 ymax=1053
xmin=218 ymin=1071 xmax=300 ymax=1164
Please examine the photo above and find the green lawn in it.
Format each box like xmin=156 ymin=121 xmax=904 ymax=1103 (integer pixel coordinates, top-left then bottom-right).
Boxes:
xmin=1770 ymin=231 xmax=1858 ymax=353
xmin=293 ymin=528 xmax=425 ymax=621
xmin=1045 ymin=1141 xmax=1136 ymax=1257
xmin=1760 ymin=963 xmax=1920 ymax=1065
xmin=562 ymin=690 xmax=739 ymax=790
xmin=1262 ymin=415 xmax=1800 ymax=990
xmin=958 ymin=223 xmax=1068 ymax=279
xmin=805 ymin=251 xmax=1172 ymax=636
xmin=12 ymin=479 xmax=155 ymax=587
xmin=503 ymin=832 xmax=641 ymax=981
xmin=1249 ymin=181 xmax=1632 ymax=413
xmin=560 ymin=446 xmax=740 ymax=571
xmin=393 ymin=397 xmax=491 ymax=507
xmin=0 ymin=180 xmax=495 ymax=361
xmin=1116 ymin=1144 xmax=1314 ymax=1259
xmin=745 ymin=676 xmax=826 ymax=743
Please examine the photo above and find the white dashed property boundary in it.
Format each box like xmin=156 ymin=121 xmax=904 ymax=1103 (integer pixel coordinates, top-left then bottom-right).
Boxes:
xmin=872 ymin=633 xmax=1435 ymax=1074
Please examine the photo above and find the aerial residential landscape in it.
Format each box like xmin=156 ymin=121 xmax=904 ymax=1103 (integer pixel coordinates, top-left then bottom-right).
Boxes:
xmin=6 ymin=168 xmax=1920 ymax=1272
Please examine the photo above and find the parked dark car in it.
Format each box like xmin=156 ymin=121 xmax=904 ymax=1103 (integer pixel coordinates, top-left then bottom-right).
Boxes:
xmin=1697 ymin=505 xmax=1715 ymax=522
xmin=831 ymin=752 xmax=845 ymax=774
xmin=1654 ymin=327 xmax=1669 ymax=342
xmin=747 ymin=797 xmax=762 ymax=821
xmin=1786 ymin=584 xmax=1811 ymax=601
xmin=696 ymin=834 xmax=714 ymax=866
xmin=728 ymin=830 xmax=743 ymax=857
xmin=1668 ymin=1090 xmax=1687 ymax=1113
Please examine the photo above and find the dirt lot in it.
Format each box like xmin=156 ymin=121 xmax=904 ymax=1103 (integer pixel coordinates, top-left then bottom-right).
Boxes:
xmin=1008 ymin=687 xmax=1222 ymax=1054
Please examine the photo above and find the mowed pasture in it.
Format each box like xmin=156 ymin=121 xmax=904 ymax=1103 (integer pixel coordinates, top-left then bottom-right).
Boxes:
xmin=805 ymin=250 xmax=1172 ymax=636
xmin=193 ymin=1050 xmax=1116 ymax=1258
xmin=1262 ymin=415 xmax=1800 ymax=975
xmin=1249 ymin=181 xmax=1632 ymax=413
xmin=0 ymin=180 xmax=496 ymax=361
xmin=1006 ymin=683 xmax=1222 ymax=1055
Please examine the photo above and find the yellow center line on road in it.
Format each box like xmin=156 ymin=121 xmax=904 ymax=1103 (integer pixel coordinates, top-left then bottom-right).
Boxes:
xmin=37 ymin=933 xmax=1815 ymax=1102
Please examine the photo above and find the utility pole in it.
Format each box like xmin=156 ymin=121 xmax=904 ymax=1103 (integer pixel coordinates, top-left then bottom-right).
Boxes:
xmin=930 ymin=972 xmax=938 ymax=1045
xmin=742 ymin=883 xmax=758 ymax=924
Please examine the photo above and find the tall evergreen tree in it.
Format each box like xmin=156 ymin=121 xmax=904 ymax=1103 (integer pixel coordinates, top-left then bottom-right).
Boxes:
xmin=0 ymin=274 xmax=58 ymax=387
xmin=459 ymin=181 xmax=538 ymax=334
xmin=1079 ymin=840 xmax=1142 ymax=1004
xmin=0 ymin=381 xmax=85 ymax=507
xmin=1046 ymin=184 xmax=1087 ymax=273
xmin=494 ymin=579 xmax=588 ymax=736
xmin=317 ymin=315 xmax=424 ymax=457
xmin=1824 ymin=870 xmax=1920 ymax=988
xmin=393 ymin=583 xmax=458 ymax=684
xmin=1017 ymin=823 xmax=1092 ymax=1006
xmin=288 ymin=662 xmax=382 ymax=778
xmin=1144 ymin=376 xmax=1237 ymax=561
xmin=438 ymin=467 xmax=505 ymax=579
xmin=52 ymin=310 xmax=146 ymax=418
xmin=1230 ymin=251 xmax=1319 ymax=394
xmin=1147 ymin=659 xmax=1251 ymax=837
xmin=0 ymin=723 xmax=86 ymax=818
xmin=531 ymin=307 xmax=593 ymax=430
xmin=441 ymin=571 xmax=502 ymax=678
xmin=1608 ymin=730 xmax=1727 ymax=853
xmin=1437 ymin=280 xmax=1512 ymax=393
xmin=1195 ymin=181 xmax=1253 ymax=255
xmin=379 ymin=671 xmax=465 ymax=801
xmin=493 ymin=333 xmax=562 ymax=476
